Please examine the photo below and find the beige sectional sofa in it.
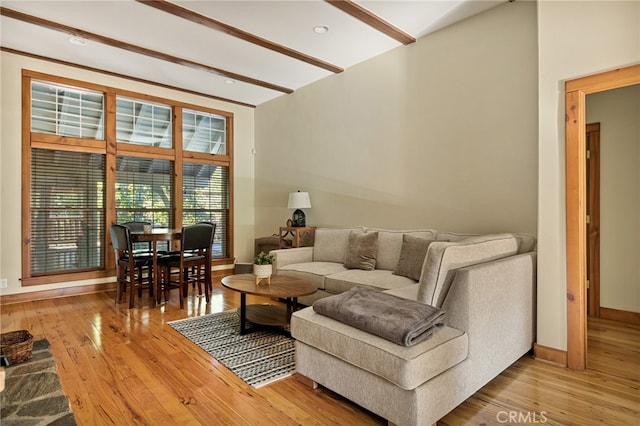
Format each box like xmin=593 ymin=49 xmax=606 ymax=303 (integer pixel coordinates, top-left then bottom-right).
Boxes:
xmin=271 ymin=227 xmax=537 ymax=426
xmin=272 ymin=227 xmax=441 ymax=306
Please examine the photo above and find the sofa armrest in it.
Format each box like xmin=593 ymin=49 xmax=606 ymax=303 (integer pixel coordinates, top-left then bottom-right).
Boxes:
xmin=416 ymin=234 xmax=519 ymax=307
xmin=271 ymin=247 xmax=314 ymax=271
xmin=441 ymin=252 xmax=536 ymax=384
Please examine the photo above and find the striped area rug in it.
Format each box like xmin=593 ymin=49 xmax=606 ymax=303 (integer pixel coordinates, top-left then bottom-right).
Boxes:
xmin=168 ymin=310 xmax=295 ymax=388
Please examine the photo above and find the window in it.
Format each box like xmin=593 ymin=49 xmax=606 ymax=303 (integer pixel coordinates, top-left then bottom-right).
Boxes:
xmin=116 ymin=97 xmax=172 ymax=148
xmin=22 ymin=71 xmax=234 ymax=285
xmin=115 ymin=157 xmax=175 ymax=229
xmin=31 ymin=81 xmax=104 ymax=139
xmin=30 ymin=149 xmax=105 ymax=274
xmin=182 ymin=162 xmax=229 ymax=258
xmin=182 ymin=109 xmax=226 ymax=154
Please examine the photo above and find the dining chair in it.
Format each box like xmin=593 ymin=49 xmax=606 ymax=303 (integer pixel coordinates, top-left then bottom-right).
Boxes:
xmin=158 ymin=222 xmax=216 ymax=309
xmin=110 ymin=224 xmax=154 ymax=308
xmin=122 ymin=221 xmax=153 ymax=255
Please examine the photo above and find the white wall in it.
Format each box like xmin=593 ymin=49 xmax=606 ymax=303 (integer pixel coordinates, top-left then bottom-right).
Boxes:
xmin=254 ymin=1 xmax=538 ymax=239
xmin=586 ymin=85 xmax=640 ymax=313
xmin=0 ymin=51 xmax=256 ymax=296
xmin=537 ymin=0 xmax=640 ymax=350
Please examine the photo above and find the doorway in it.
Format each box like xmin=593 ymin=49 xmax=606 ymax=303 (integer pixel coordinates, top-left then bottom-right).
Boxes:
xmin=565 ymin=63 xmax=640 ymax=370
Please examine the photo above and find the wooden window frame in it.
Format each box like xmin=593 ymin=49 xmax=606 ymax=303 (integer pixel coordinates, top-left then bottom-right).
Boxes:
xmin=21 ymin=69 xmax=234 ymax=286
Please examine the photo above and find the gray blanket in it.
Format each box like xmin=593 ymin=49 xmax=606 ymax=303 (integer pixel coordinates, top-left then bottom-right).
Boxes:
xmin=313 ymin=286 xmax=445 ymax=346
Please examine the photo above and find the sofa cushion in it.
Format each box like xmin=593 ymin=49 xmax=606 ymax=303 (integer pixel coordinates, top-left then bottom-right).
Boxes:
xmin=393 ymin=235 xmax=433 ymax=281
xmin=313 ymin=227 xmax=364 ymax=263
xmin=344 ymin=230 xmax=378 ymax=271
xmin=325 ymin=269 xmax=416 ymax=294
xmin=437 ymin=231 xmax=536 ymax=254
xmin=365 ymin=228 xmax=437 ymax=271
xmin=279 ymin=262 xmax=348 ymax=290
xmin=418 ymin=234 xmax=518 ymax=307
xmin=292 ymin=306 xmax=468 ymax=391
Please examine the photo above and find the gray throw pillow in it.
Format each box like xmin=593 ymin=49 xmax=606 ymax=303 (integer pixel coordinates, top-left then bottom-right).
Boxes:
xmin=344 ymin=231 xmax=379 ymax=271
xmin=393 ymin=235 xmax=433 ymax=281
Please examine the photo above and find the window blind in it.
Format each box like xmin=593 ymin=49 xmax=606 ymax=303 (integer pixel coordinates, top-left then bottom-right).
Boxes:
xmin=182 ymin=162 xmax=229 ymax=259
xmin=115 ymin=156 xmax=175 ymax=229
xmin=182 ymin=109 xmax=226 ymax=155
xmin=30 ymin=149 xmax=105 ymax=274
xmin=31 ymin=81 xmax=104 ymax=139
xmin=116 ymin=96 xmax=172 ymax=148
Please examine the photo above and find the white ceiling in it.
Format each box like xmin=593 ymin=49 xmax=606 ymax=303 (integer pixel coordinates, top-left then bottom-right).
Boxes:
xmin=1 ymin=0 xmax=505 ymax=107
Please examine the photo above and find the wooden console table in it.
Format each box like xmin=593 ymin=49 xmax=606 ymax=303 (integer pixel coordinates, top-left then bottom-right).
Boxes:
xmin=279 ymin=226 xmax=316 ymax=249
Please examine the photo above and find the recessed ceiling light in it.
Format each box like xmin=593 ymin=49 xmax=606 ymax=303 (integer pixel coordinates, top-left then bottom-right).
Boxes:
xmin=68 ymin=37 xmax=87 ymax=46
xmin=313 ymin=25 xmax=329 ymax=34
xmin=225 ymin=79 xmax=235 ymax=85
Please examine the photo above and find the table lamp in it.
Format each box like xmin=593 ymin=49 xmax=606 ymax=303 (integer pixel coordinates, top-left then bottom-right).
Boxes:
xmin=288 ymin=191 xmax=311 ymax=227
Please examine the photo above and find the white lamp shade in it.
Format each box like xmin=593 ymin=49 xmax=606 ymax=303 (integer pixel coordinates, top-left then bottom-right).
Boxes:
xmin=288 ymin=191 xmax=311 ymax=209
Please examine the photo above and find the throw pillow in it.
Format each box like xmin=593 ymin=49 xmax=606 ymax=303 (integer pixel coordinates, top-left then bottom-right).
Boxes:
xmin=344 ymin=231 xmax=379 ymax=271
xmin=393 ymin=234 xmax=433 ymax=281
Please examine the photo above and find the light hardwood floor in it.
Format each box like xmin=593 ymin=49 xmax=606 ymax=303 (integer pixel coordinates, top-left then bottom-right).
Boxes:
xmin=1 ymin=278 xmax=638 ymax=425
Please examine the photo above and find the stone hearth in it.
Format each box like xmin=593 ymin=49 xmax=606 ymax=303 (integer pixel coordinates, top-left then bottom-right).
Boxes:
xmin=0 ymin=339 xmax=76 ymax=425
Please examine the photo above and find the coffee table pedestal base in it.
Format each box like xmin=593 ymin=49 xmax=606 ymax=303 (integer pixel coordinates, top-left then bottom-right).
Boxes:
xmin=239 ymin=294 xmax=295 ymax=335
xmin=246 ymin=304 xmax=288 ymax=325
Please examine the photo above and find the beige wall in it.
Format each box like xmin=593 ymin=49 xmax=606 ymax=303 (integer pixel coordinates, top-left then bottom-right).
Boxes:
xmin=2 ymin=0 xmax=638 ymax=354
xmin=537 ymin=0 xmax=640 ymax=350
xmin=586 ymin=85 xmax=640 ymax=313
xmin=0 ymin=51 xmax=256 ymax=296
xmin=254 ymin=2 xmax=538 ymax=239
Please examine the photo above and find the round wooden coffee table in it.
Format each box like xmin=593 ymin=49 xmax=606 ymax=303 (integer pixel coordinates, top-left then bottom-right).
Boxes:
xmin=221 ymin=274 xmax=316 ymax=335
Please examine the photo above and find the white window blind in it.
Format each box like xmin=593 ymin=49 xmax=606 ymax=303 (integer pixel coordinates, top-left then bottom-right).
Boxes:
xmin=30 ymin=149 xmax=105 ymax=274
xmin=182 ymin=162 xmax=229 ymax=259
xmin=116 ymin=96 xmax=172 ymax=147
xmin=182 ymin=109 xmax=226 ymax=155
xmin=31 ymin=81 xmax=104 ymax=139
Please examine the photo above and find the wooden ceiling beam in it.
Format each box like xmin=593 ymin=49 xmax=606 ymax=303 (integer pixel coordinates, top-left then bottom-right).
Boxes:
xmin=326 ymin=0 xmax=416 ymax=45
xmin=137 ymin=0 xmax=344 ymax=74
xmin=0 ymin=6 xmax=293 ymax=94
xmin=1 ymin=47 xmax=256 ymax=108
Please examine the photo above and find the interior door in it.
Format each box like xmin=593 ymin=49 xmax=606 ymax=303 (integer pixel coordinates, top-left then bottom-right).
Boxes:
xmin=586 ymin=123 xmax=601 ymax=317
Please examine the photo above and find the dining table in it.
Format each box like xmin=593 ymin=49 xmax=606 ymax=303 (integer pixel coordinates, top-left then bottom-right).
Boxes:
xmin=131 ymin=228 xmax=181 ymax=306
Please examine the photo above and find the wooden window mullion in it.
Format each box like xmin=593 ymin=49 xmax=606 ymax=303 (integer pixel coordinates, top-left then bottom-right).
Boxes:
xmin=174 ymin=107 xmax=183 ymax=231
xmin=105 ymin=92 xmax=117 ymax=271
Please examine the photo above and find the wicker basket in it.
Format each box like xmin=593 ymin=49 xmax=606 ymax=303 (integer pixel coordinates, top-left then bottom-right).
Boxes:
xmin=0 ymin=330 xmax=34 ymax=365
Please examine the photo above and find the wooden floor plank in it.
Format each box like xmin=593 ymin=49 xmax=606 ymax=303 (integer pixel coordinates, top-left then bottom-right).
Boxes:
xmin=1 ymin=280 xmax=638 ymax=425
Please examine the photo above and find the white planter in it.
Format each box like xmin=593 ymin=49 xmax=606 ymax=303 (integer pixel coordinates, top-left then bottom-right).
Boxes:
xmin=253 ymin=264 xmax=272 ymax=279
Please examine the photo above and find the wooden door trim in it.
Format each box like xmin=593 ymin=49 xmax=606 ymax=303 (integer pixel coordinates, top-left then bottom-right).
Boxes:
xmin=565 ymin=63 xmax=640 ymax=370
xmin=586 ymin=123 xmax=600 ymax=318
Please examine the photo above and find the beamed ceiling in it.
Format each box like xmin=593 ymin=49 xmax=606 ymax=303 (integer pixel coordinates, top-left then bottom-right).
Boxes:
xmin=1 ymin=0 xmax=506 ymax=107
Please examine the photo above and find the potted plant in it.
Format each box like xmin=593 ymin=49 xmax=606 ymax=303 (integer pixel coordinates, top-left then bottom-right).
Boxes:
xmin=253 ymin=251 xmax=275 ymax=284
